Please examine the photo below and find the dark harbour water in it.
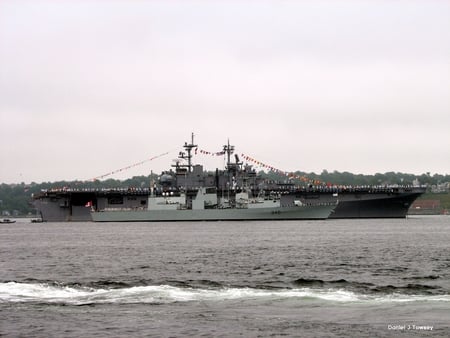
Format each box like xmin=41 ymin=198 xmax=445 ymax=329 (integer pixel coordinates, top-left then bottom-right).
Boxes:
xmin=1 ymin=216 xmax=449 ymax=337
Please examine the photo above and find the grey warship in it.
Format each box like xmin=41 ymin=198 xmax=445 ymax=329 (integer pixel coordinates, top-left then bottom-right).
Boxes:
xmin=32 ymin=135 xmax=425 ymax=222
xmin=91 ymin=136 xmax=336 ymax=221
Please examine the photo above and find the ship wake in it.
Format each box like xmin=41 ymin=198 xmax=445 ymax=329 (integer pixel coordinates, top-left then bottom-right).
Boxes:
xmin=1 ymin=282 xmax=449 ymax=306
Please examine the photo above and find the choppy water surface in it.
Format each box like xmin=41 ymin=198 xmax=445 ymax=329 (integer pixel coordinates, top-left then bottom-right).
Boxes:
xmin=1 ymin=216 xmax=449 ymax=337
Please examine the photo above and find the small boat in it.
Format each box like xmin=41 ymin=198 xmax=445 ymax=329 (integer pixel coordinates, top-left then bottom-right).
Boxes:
xmin=0 ymin=219 xmax=16 ymax=224
xmin=31 ymin=218 xmax=44 ymax=223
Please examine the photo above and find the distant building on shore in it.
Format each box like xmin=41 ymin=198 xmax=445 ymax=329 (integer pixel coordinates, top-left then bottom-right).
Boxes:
xmin=409 ymin=200 xmax=441 ymax=215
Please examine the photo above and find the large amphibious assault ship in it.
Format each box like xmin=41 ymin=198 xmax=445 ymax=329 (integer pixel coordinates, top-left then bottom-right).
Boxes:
xmin=32 ymin=136 xmax=425 ymax=222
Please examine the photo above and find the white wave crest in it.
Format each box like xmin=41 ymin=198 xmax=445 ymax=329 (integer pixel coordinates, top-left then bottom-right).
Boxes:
xmin=0 ymin=282 xmax=449 ymax=305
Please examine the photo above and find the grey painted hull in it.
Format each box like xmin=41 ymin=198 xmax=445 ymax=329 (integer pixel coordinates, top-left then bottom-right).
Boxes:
xmin=91 ymin=204 xmax=335 ymax=222
xmin=33 ymin=187 xmax=425 ymax=222
xmin=330 ymin=191 xmax=424 ymax=218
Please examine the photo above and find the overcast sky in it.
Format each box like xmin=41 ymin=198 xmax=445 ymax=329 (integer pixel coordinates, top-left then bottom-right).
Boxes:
xmin=1 ymin=0 xmax=449 ymax=184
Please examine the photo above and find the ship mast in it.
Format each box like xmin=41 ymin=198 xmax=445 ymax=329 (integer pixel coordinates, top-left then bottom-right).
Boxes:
xmin=223 ymin=139 xmax=242 ymax=173
xmin=223 ymin=139 xmax=244 ymax=193
xmin=176 ymin=132 xmax=197 ymax=173
xmin=224 ymin=139 xmax=234 ymax=171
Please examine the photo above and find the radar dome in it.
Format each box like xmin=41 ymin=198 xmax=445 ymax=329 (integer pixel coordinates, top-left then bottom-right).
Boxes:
xmin=159 ymin=173 xmax=174 ymax=185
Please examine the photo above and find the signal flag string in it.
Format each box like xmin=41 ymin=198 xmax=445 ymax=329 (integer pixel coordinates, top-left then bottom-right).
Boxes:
xmin=88 ymin=151 xmax=171 ymax=181
xmin=197 ymin=148 xmax=327 ymax=186
xmin=240 ymin=153 xmax=327 ymax=186
xmin=195 ymin=148 xmax=225 ymax=156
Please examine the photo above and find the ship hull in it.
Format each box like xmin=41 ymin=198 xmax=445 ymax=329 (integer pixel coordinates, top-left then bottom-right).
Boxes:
xmin=33 ymin=187 xmax=426 ymax=222
xmin=91 ymin=204 xmax=335 ymax=222
xmin=33 ymin=199 xmax=92 ymax=222
xmin=330 ymin=191 xmax=424 ymax=218
xmin=32 ymin=190 xmax=149 ymax=222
